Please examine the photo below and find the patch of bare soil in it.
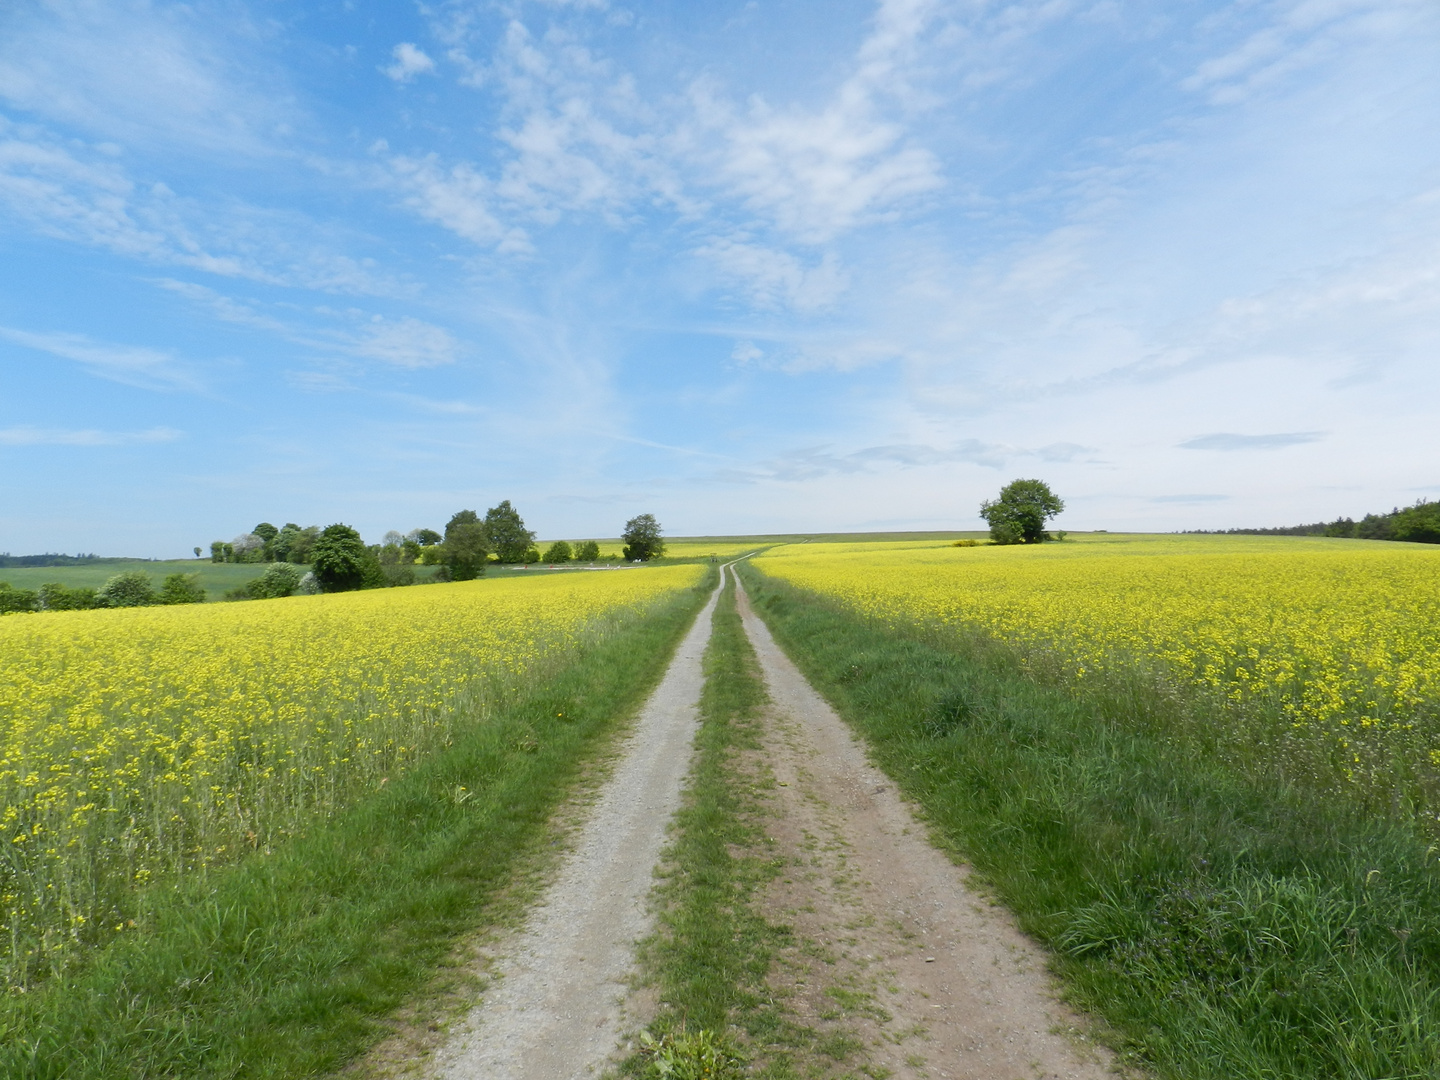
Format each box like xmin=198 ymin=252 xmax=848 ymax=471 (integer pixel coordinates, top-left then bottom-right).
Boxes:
xmin=736 ymin=582 xmax=1119 ymax=1080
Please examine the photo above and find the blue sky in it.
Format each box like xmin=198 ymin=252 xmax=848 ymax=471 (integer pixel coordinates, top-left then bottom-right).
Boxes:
xmin=2 ymin=0 xmax=1437 ymax=556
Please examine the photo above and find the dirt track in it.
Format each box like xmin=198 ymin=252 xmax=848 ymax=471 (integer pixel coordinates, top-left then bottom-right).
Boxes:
xmin=421 ymin=570 xmax=724 ymax=1080
xmin=414 ymin=565 xmax=1114 ymax=1078
xmin=735 ymin=574 xmax=1115 ymax=1079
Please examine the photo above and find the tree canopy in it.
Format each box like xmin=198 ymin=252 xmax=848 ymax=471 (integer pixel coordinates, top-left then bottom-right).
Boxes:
xmin=483 ymin=500 xmax=535 ymax=563
xmin=311 ymin=524 xmax=370 ymax=592
xmin=621 ymin=514 xmax=665 ymax=561
xmin=980 ymin=479 xmax=1065 ymax=544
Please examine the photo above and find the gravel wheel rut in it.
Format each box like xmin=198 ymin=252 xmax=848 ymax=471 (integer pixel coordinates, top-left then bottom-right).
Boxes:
xmin=421 ymin=569 xmax=728 ymax=1080
xmin=734 ymin=575 xmax=1116 ymax=1080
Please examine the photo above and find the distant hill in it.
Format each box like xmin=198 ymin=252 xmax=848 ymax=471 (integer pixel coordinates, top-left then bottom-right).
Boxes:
xmin=0 ymin=553 xmax=110 ymax=568
xmin=1188 ymin=499 xmax=1440 ymax=543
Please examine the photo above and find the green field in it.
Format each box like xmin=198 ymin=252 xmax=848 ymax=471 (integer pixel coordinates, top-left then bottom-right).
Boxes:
xmin=0 ymin=559 xmax=281 ymax=601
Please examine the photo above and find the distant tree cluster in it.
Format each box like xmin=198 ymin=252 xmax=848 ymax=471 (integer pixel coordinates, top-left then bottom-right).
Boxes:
xmin=0 ymin=571 xmax=206 ymax=615
xmin=3 ymin=503 xmax=671 ymax=616
xmin=210 ymin=522 xmax=322 ymax=564
xmin=1186 ymin=499 xmax=1440 ymax=544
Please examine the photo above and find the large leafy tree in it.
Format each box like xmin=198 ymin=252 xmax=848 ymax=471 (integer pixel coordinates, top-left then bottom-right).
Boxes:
xmin=980 ymin=479 xmax=1065 ymax=544
xmin=621 ymin=514 xmax=665 ymax=561
xmin=443 ymin=510 xmax=490 ymax=581
xmin=483 ymin=500 xmax=536 ymax=563
xmin=311 ymin=524 xmax=370 ymax=591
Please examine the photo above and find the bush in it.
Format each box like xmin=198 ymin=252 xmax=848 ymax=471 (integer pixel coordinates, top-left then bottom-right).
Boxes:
xmin=0 ymin=582 xmax=38 ymax=614
xmin=297 ymin=571 xmax=320 ymax=595
xmin=576 ymin=540 xmax=600 ymax=562
xmin=159 ymin=573 xmax=206 ymax=605
xmin=522 ymin=546 xmax=541 ymax=564
xmin=310 ymin=524 xmax=370 ymax=592
xmin=249 ymin=563 xmax=303 ymax=599
xmin=38 ymin=583 xmax=98 ymax=611
xmin=97 ymin=571 xmax=158 ymax=608
xmin=542 ymin=540 xmax=573 ymax=563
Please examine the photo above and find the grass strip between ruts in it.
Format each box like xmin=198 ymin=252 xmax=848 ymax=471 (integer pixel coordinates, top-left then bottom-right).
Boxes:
xmin=736 ymin=563 xmax=1440 ymax=1080
xmin=622 ymin=570 xmax=865 ymax=1079
xmin=2 ymin=568 xmax=716 ymax=1080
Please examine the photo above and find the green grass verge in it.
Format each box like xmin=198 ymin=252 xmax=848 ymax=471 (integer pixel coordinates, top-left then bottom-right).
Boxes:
xmin=736 ymin=564 xmax=1440 ymax=1080
xmin=1 ymin=569 xmax=716 ymax=1080
xmin=623 ymin=572 xmax=863 ymax=1080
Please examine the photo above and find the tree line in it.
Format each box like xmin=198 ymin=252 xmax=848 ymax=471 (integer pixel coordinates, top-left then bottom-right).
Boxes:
xmin=1187 ymin=499 xmax=1440 ymax=544
xmin=0 ymin=505 xmax=666 ymax=615
xmin=204 ymin=503 xmax=666 ymax=595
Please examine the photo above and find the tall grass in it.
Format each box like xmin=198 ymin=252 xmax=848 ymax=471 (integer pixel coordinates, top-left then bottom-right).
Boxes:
xmin=0 ymin=569 xmax=715 ymax=1080
xmin=738 ymin=565 xmax=1440 ymax=1079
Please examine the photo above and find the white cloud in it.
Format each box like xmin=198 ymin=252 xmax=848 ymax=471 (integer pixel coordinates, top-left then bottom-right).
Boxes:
xmin=0 ymin=425 xmax=182 ymax=447
xmin=698 ymin=238 xmax=850 ymax=313
xmin=1183 ymin=0 xmax=1424 ymax=106
xmin=1179 ymin=432 xmax=1325 ymax=451
xmin=389 ymin=153 xmax=531 ymax=252
xmin=0 ymin=118 xmax=408 ymax=295
xmin=350 ymin=317 xmax=461 ymax=368
xmin=0 ymin=325 xmax=203 ymax=392
xmin=686 ymin=0 xmax=944 ymax=241
xmin=0 ymin=0 xmax=293 ymax=154
xmin=383 ymin=43 xmax=437 ymax=83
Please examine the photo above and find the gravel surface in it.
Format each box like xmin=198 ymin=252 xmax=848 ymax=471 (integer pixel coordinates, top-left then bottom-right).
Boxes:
xmin=414 ymin=564 xmax=1116 ymax=1079
xmin=423 ymin=570 xmax=724 ymax=1080
xmin=736 ymin=576 xmax=1118 ymax=1080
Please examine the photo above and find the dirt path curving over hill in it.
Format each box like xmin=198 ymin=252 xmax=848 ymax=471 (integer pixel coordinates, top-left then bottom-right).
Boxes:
xmin=734 ymin=576 xmax=1118 ymax=1080
xmin=422 ymin=569 xmax=727 ymax=1080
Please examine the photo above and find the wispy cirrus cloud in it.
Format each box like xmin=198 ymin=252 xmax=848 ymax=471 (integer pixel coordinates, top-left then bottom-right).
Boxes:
xmin=0 ymin=0 xmax=293 ymax=154
xmin=1179 ymin=432 xmax=1325 ymax=451
xmin=0 ymin=324 xmax=204 ymax=392
xmin=350 ymin=317 xmax=460 ymax=368
xmin=710 ymin=435 xmax=1096 ymax=484
xmin=0 ymin=425 xmax=182 ymax=447
xmin=686 ymin=0 xmax=944 ymax=243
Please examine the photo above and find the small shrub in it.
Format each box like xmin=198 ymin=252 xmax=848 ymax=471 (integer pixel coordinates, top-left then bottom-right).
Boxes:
xmin=297 ymin=571 xmax=320 ymax=595
xmin=249 ymin=563 xmax=303 ymax=599
xmin=522 ymin=546 xmax=541 ymax=564
xmin=97 ymin=571 xmax=158 ymax=608
xmin=159 ymin=573 xmax=206 ymax=605
xmin=38 ymin=583 xmax=98 ymax=610
xmin=542 ymin=540 xmax=573 ymax=563
xmin=0 ymin=582 xmax=38 ymax=614
xmin=951 ymin=539 xmax=980 ymax=547
xmin=576 ymin=540 xmax=601 ymax=561
xmin=638 ymin=1029 xmax=742 ymax=1079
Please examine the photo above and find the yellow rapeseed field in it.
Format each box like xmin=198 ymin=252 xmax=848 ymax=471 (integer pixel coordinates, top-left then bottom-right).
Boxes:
xmin=755 ymin=534 xmax=1440 ymax=797
xmin=0 ymin=566 xmax=701 ymax=983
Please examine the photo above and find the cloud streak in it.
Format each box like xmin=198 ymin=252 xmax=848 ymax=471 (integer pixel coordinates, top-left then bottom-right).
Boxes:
xmin=0 ymin=425 xmax=182 ymax=447
xmin=0 ymin=325 xmax=204 ymax=392
xmin=1179 ymin=432 xmax=1325 ymax=451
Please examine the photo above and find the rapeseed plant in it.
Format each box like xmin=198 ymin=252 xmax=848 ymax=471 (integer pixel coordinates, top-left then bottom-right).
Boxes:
xmin=0 ymin=567 xmax=702 ymax=986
